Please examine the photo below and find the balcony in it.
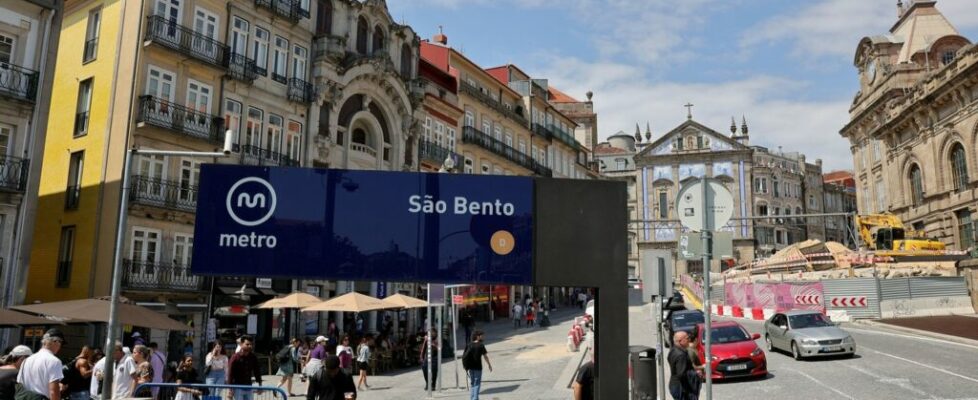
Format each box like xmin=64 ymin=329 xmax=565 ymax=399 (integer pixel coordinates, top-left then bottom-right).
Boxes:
xmin=0 ymin=156 xmax=29 ymax=192
xmin=254 ymin=0 xmax=302 ymax=24
xmin=228 ymin=53 xmax=258 ymax=83
xmin=137 ymin=95 xmax=225 ymax=142
xmin=549 ymin=124 xmax=581 ymax=150
xmin=419 ymin=139 xmax=460 ymax=167
xmin=129 ymin=176 xmax=198 ymax=213
xmin=0 ymin=62 xmax=39 ymax=103
xmin=65 ymin=186 xmax=80 ymax=210
xmin=458 ymin=80 xmax=528 ymax=127
xmin=240 ymin=144 xmax=300 ymax=167
xmin=144 ymin=15 xmax=228 ymax=69
xmin=313 ymin=34 xmax=347 ymax=61
xmin=461 ymin=126 xmax=551 ymax=177
xmin=288 ymin=78 xmax=315 ymax=103
xmin=122 ymin=259 xmax=207 ymax=292
xmin=532 ymin=123 xmax=554 ymax=140
xmin=271 ymin=72 xmax=287 ymax=84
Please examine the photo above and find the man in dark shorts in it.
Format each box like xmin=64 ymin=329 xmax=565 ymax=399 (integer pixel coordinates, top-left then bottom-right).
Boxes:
xmin=307 ymin=355 xmax=357 ymax=400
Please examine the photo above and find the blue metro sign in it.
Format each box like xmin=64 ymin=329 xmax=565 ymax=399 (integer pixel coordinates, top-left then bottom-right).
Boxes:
xmin=191 ymin=165 xmax=534 ymax=285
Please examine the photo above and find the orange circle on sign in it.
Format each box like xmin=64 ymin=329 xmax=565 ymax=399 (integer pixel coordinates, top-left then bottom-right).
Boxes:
xmin=490 ymin=230 xmax=516 ymax=255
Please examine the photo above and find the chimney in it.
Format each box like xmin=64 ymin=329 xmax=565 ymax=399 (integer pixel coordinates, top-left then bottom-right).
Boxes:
xmin=433 ymin=25 xmax=448 ymax=45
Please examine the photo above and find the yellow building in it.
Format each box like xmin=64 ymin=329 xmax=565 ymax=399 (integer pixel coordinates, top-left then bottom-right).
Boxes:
xmin=28 ymin=0 xmax=317 ymax=351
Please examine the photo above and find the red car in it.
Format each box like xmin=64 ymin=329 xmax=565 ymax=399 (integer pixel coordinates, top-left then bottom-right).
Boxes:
xmin=693 ymin=321 xmax=767 ymax=380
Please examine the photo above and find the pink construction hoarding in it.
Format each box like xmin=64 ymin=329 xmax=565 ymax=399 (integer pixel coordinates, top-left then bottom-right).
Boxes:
xmin=724 ymin=281 xmax=824 ymax=312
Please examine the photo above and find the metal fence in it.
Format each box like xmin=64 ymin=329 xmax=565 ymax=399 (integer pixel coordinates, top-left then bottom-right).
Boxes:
xmin=133 ymin=383 xmax=289 ymax=400
xmin=822 ymin=277 xmax=882 ymax=319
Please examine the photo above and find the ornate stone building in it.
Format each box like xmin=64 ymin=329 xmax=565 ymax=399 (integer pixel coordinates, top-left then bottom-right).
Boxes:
xmin=751 ymin=140 xmax=825 ymax=257
xmin=841 ymin=0 xmax=978 ymax=256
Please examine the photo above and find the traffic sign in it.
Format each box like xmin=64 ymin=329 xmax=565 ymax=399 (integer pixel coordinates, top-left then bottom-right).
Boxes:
xmin=794 ymin=295 xmax=821 ymax=305
xmin=831 ymin=296 xmax=867 ymax=307
xmin=678 ymin=232 xmax=734 ymax=260
xmin=676 ymin=178 xmax=734 ymax=232
xmin=452 ymin=295 xmax=463 ymax=305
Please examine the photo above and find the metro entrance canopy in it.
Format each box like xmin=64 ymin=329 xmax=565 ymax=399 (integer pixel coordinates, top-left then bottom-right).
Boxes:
xmin=191 ymin=164 xmax=628 ymax=399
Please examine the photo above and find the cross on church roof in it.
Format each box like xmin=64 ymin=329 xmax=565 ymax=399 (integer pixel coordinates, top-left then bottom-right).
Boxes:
xmin=684 ymin=102 xmax=694 ymax=120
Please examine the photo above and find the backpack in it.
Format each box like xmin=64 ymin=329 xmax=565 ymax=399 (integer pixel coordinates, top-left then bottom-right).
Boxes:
xmin=276 ymin=346 xmax=292 ymax=364
xmin=461 ymin=343 xmax=480 ymax=370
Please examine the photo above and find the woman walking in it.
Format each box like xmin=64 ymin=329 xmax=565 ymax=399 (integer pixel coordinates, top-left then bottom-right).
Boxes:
xmin=526 ymin=306 xmax=535 ymax=327
xmin=204 ymin=341 xmax=227 ymax=385
xmin=356 ymin=336 xmax=372 ymax=390
xmin=275 ymin=338 xmax=299 ymax=396
xmin=336 ymin=336 xmax=354 ymax=375
xmin=174 ymin=355 xmax=202 ymax=400
xmin=131 ymin=345 xmax=154 ymax=398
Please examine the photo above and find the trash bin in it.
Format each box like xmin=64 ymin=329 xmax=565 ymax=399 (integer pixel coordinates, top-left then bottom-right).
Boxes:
xmin=629 ymin=345 xmax=656 ymax=400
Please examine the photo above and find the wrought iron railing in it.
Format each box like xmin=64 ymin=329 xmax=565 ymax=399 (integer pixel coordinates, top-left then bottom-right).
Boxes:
xmin=549 ymin=123 xmax=581 ymax=150
xmin=0 ymin=62 xmax=39 ymax=103
xmin=532 ymin=123 xmax=554 ymax=140
xmin=240 ymin=144 xmax=299 ymax=167
xmin=254 ymin=0 xmax=302 ymax=23
xmin=144 ymin=15 xmax=228 ymax=69
xmin=137 ymin=95 xmax=225 ymax=142
xmin=83 ymin=37 xmax=98 ymax=63
xmin=129 ymin=176 xmax=198 ymax=213
xmin=271 ymin=72 xmax=287 ymax=84
xmin=287 ymin=78 xmax=315 ymax=103
xmin=459 ymin=80 xmax=528 ymax=127
xmin=461 ymin=126 xmax=551 ymax=177
xmin=228 ymin=53 xmax=258 ymax=82
xmin=419 ymin=139 xmax=459 ymax=167
xmin=65 ymin=185 xmax=81 ymax=210
xmin=0 ymin=156 xmax=29 ymax=192
xmin=122 ymin=259 xmax=207 ymax=292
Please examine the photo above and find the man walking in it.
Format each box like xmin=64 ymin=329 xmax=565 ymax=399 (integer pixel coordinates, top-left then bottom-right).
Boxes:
xmin=511 ymin=303 xmax=523 ymax=329
xmin=147 ymin=342 xmax=166 ymax=398
xmin=227 ymin=336 xmax=263 ymax=400
xmin=17 ymin=328 xmax=65 ymax=400
xmin=461 ymin=330 xmax=492 ymax=400
xmin=307 ymin=355 xmax=356 ymax=400
xmin=668 ymin=331 xmax=695 ymax=400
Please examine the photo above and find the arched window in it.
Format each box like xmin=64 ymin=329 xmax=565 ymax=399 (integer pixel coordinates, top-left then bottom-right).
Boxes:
xmin=372 ymin=25 xmax=385 ymax=56
xmin=950 ymin=143 xmax=969 ymax=191
xmin=399 ymin=43 xmax=412 ymax=78
xmin=352 ymin=128 xmax=367 ymax=145
xmin=356 ymin=17 xmax=368 ymax=54
xmin=942 ymin=50 xmax=956 ymax=66
xmin=773 ymin=177 xmax=780 ymax=198
xmin=909 ymin=164 xmax=924 ymax=206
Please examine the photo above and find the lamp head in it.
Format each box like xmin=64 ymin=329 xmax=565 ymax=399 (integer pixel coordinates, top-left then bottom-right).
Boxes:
xmin=442 ymin=155 xmax=456 ymax=171
xmin=222 ymin=130 xmax=234 ymax=155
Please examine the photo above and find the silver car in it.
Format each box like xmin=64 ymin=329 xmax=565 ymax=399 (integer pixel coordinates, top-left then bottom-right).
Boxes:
xmin=763 ymin=310 xmax=856 ymax=360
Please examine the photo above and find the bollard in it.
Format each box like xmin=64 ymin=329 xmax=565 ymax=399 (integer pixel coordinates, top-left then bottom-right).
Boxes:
xmin=629 ymin=345 xmax=656 ymax=400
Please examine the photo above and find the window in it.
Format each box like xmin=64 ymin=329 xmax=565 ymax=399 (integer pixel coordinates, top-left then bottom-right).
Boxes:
xmin=286 ymin=120 xmax=302 ymax=162
xmin=136 ymin=154 xmax=166 ymax=198
xmin=776 ymin=230 xmax=786 ymax=245
xmin=754 ymin=177 xmax=767 ymax=194
xmin=874 ymin=178 xmax=886 ymax=212
xmin=0 ymin=34 xmax=13 ymax=64
xmin=372 ymin=25 xmax=385 ymax=56
xmin=434 ymin=121 xmax=444 ymax=146
xmin=224 ymin=99 xmax=242 ymax=147
xmin=318 ymin=104 xmax=330 ymax=141
xmin=130 ymin=228 xmax=161 ymax=270
xmin=616 ymin=159 xmax=627 ymax=170
xmin=518 ymin=138 xmax=526 ymax=155
xmin=272 ymin=36 xmax=288 ymax=83
xmin=356 ymin=17 xmax=368 ymax=54
xmin=293 ymin=45 xmax=308 ymax=80
xmin=266 ymin=114 xmax=283 ymax=155
xmin=186 ymin=80 xmax=212 ymax=114
xmin=957 ymin=209 xmax=974 ymax=251
xmin=193 ymin=7 xmax=219 ymax=59
xmin=179 ymin=160 xmax=200 ymax=203
xmin=56 ymin=226 xmax=75 ymax=288
xmin=909 ymin=164 xmax=924 ymax=206
xmin=658 ymin=191 xmax=668 ymax=219
xmin=773 ymin=178 xmax=780 ymax=198
xmin=230 ymin=17 xmax=249 ymax=56
xmin=173 ymin=234 xmax=193 ymax=268
xmin=464 ymin=110 xmax=475 ymax=127
xmin=84 ymin=7 xmax=101 ymax=62
xmin=146 ymin=65 xmax=175 ymax=101
xmin=253 ymin=27 xmax=269 ymax=75
xmin=757 ymin=203 xmax=768 ymax=216
xmin=447 ymin=127 xmax=456 ymax=151
xmin=872 ymin=140 xmax=881 ymax=162
xmin=0 ymin=124 xmax=11 ymax=157
xmin=74 ymin=78 xmax=94 ymax=136
xmin=423 ymin=117 xmax=432 ymax=141
xmin=950 ymin=143 xmax=969 ymax=191
xmin=481 ymin=119 xmax=491 ymax=135
xmin=400 ymin=43 xmax=413 ymax=78
xmin=65 ymin=151 xmax=84 ymax=210
xmin=504 ymin=132 xmax=513 ymax=148
xmin=316 ymin=0 xmax=332 ymax=35
xmin=463 ymin=156 xmax=474 ymax=174
xmin=942 ymin=50 xmax=956 ymax=66
xmin=493 ymin=125 xmax=503 ymax=142
xmin=809 ymin=195 xmax=817 ymax=209
xmin=245 ymin=108 xmax=263 ymax=150
xmin=481 ymin=160 xmax=490 ymax=174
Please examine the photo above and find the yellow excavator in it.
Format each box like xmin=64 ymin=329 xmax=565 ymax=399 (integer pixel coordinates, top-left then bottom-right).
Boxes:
xmin=855 ymin=214 xmax=946 ymax=256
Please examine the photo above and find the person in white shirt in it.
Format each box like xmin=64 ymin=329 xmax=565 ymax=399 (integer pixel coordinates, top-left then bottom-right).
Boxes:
xmin=90 ymin=355 xmax=105 ymax=399
xmin=16 ymin=329 xmax=65 ymax=400
xmin=111 ymin=346 xmax=137 ymax=399
xmin=512 ymin=303 xmax=523 ymax=329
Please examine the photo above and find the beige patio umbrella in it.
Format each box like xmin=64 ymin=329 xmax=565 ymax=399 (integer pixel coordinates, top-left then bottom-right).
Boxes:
xmin=0 ymin=309 xmax=66 ymax=327
xmin=257 ymin=292 xmax=322 ymax=309
xmin=381 ymin=293 xmax=429 ymax=309
xmin=13 ymin=298 xmax=188 ymax=331
xmin=302 ymin=292 xmax=392 ymax=313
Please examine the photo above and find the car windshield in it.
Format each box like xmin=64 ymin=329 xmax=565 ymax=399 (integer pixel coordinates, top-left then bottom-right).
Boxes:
xmin=672 ymin=312 xmax=704 ymax=327
xmin=789 ymin=313 xmax=833 ymax=329
xmin=705 ymin=326 xmax=751 ymax=344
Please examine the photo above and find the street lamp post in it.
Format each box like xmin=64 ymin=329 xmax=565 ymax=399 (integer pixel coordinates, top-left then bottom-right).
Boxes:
xmin=428 ymin=154 xmax=455 ymax=398
xmin=102 ymin=132 xmax=234 ymax=398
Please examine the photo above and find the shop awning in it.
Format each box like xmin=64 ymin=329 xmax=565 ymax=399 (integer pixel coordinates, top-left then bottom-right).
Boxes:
xmin=0 ymin=309 xmax=65 ymax=327
xmin=12 ymin=298 xmax=188 ymax=330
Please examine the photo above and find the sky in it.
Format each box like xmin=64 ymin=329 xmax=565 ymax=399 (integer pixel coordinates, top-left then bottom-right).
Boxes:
xmin=387 ymin=0 xmax=978 ymax=171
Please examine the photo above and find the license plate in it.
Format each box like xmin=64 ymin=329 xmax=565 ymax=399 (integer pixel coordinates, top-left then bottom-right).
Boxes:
xmin=727 ymin=364 xmax=748 ymax=371
xmin=822 ymin=346 xmax=842 ymax=352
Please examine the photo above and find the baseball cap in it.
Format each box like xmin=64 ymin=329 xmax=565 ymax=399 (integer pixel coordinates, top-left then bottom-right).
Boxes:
xmin=323 ymin=355 xmax=340 ymax=369
xmin=316 ymin=336 xmax=327 ymax=343
xmin=43 ymin=328 xmax=66 ymax=343
xmin=9 ymin=345 xmax=32 ymax=357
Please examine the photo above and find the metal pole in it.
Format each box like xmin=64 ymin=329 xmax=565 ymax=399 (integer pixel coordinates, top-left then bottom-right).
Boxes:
xmin=426 ymin=285 xmax=433 ymax=398
xmin=654 ymin=295 xmax=665 ymax=400
xmin=701 ymin=177 xmax=713 ymax=400
xmin=437 ymin=302 xmax=443 ymax=391
xmin=102 ymin=148 xmax=134 ymax=399
xmin=453 ymin=288 xmax=460 ymax=389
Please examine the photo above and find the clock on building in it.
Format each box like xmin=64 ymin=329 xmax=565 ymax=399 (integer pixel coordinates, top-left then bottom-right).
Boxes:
xmin=867 ymin=59 xmax=877 ymax=83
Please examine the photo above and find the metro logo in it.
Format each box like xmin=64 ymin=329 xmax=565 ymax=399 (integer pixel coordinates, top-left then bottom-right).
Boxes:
xmin=226 ymin=177 xmax=277 ymax=227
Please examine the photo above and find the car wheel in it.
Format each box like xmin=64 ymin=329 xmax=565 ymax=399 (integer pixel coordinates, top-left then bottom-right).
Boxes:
xmin=765 ymin=335 xmax=774 ymax=352
xmin=791 ymin=342 xmax=802 ymax=361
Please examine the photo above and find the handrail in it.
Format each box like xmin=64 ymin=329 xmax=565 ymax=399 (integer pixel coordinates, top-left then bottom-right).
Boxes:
xmin=0 ymin=61 xmax=39 ymax=102
xmin=144 ymin=15 xmax=228 ymax=68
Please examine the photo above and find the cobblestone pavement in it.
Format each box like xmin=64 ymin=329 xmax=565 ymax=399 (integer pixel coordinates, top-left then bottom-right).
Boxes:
xmin=266 ymin=307 xmax=590 ymax=400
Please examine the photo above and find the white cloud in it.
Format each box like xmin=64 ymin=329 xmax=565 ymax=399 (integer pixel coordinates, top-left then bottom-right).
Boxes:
xmin=538 ymin=57 xmax=854 ymax=170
